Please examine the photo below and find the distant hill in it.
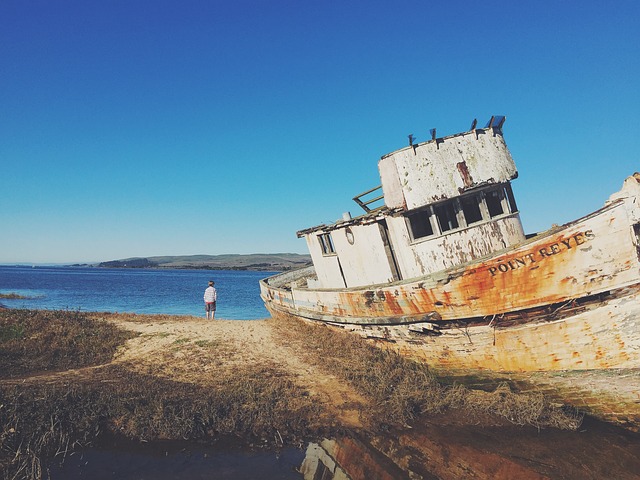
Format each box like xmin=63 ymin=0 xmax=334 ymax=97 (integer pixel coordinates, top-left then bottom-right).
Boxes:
xmin=97 ymin=253 xmax=312 ymax=271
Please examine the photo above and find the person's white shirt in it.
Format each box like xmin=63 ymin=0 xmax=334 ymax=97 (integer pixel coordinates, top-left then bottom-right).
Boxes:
xmin=204 ymin=286 xmax=217 ymax=302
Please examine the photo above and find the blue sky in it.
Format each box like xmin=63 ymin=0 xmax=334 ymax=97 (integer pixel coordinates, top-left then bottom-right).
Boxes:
xmin=1 ymin=1 xmax=639 ymax=263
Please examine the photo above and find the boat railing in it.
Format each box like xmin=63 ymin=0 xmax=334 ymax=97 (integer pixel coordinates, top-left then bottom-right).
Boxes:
xmin=353 ymin=185 xmax=385 ymax=212
xmin=262 ymin=265 xmax=316 ymax=289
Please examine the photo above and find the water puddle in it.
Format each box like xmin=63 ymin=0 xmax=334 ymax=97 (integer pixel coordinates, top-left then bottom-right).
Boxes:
xmin=47 ymin=438 xmax=306 ymax=479
xmin=47 ymin=416 xmax=640 ymax=480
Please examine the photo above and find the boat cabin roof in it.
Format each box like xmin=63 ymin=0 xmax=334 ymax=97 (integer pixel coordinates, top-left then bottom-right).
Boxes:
xmin=296 ymin=206 xmax=404 ymax=237
xmin=380 ymin=126 xmax=517 ymax=211
xmin=297 ymin=120 xmax=517 ymax=237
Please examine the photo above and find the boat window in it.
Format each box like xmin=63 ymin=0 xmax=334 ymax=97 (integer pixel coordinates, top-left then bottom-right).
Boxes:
xmin=404 ymin=183 xmax=517 ymax=242
xmin=407 ymin=208 xmax=435 ymax=239
xmin=318 ymin=233 xmax=336 ymax=255
xmin=435 ymin=202 xmax=459 ymax=232
xmin=485 ymin=189 xmax=505 ymax=218
xmin=506 ymin=184 xmax=518 ymax=213
xmin=461 ymin=194 xmax=483 ymax=225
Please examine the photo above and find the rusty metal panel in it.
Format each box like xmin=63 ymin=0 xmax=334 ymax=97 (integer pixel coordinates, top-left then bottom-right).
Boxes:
xmin=288 ymin=201 xmax=639 ymax=322
xmin=260 ymin=285 xmax=295 ymax=311
xmin=382 ymin=285 xmax=640 ymax=373
xmin=378 ymin=155 xmax=405 ymax=210
xmin=380 ymin=129 xmax=517 ymax=211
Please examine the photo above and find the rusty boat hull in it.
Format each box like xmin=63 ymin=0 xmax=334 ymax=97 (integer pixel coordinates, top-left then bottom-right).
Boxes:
xmin=261 ymin=183 xmax=640 ymax=429
xmin=260 ymin=120 xmax=640 ymax=429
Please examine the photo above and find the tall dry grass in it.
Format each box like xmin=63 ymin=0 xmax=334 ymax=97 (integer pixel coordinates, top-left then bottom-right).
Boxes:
xmin=270 ymin=313 xmax=583 ymax=430
xmin=0 ymin=309 xmax=135 ymax=379
xmin=0 ymin=366 xmax=320 ymax=480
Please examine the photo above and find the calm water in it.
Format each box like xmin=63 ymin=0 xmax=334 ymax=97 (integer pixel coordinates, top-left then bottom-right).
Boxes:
xmin=48 ymin=438 xmax=306 ymax=480
xmin=0 ymin=265 xmax=275 ymax=319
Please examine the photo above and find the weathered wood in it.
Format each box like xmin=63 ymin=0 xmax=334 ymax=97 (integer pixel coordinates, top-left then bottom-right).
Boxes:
xmin=260 ymin=120 xmax=640 ymax=428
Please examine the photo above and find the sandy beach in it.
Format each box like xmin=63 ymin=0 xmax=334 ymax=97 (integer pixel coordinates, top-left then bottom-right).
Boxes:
xmin=101 ymin=314 xmax=367 ymax=429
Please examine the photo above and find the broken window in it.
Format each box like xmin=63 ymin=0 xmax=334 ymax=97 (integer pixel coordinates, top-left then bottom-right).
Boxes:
xmin=407 ymin=208 xmax=435 ymax=240
xmin=485 ymin=188 xmax=505 ymax=218
xmin=318 ymin=233 xmax=335 ymax=255
xmin=435 ymin=202 xmax=459 ymax=232
xmin=461 ymin=194 xmax=483 ymax=225
xmin=505 ymin=184 xmax=518 ymax=213
xmin=404 ymin=182 xmax=517 ymax=241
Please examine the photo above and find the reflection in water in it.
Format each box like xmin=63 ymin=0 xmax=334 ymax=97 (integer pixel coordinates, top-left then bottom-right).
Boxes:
xmin=299 ymin=418 xmax=640 ymax=480
xmin=48 ymin=439 xmax=305 ymax=480
xmin=48 ymin=417 xmax=640 ymax=480
xmin=300 ymin=437 xmax=408 ymax=480
xmin=300 ymin=442 xmax=349 ymax=480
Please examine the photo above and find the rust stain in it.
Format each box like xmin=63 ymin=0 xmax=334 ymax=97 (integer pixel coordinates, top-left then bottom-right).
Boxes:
xmin=265 ymin=204 xmax=640 ymax=358
xmin=456 ymin=161 xmax=474 ymax=189
xmin=363 ymin=291 xmax=375 ymax=308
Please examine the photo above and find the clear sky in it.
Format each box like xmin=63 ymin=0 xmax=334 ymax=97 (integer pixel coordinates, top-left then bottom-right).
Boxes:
xmin=1 ymin=1 xmax=639 ymax=264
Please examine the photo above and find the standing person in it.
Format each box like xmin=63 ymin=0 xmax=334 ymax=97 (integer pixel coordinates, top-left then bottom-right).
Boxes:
xmin=204 ymin=280 xmax=217 ymax=320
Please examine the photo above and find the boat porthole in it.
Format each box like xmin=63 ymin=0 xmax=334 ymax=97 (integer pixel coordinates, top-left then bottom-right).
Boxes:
xmin=345 ymin=227 xmax=355 ymax=244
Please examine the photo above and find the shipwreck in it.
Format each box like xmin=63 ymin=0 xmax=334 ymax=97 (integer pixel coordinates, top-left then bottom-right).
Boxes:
xmin=260 ymin=116 xmax=640 ymax=429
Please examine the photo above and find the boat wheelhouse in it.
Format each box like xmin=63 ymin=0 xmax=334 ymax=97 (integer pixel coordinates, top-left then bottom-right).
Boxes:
xmin=299 ymin=116 xmax=523 ymax=292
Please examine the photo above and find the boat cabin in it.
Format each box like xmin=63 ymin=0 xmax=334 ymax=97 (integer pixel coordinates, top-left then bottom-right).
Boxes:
xmin=298 ymin=117 xmax=527 ymax=289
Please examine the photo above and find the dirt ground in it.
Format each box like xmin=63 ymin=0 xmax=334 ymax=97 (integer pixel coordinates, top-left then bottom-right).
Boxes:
xmin=103 ymin=314 xmax=640 ymax=480
xmin=102 ymin=314 xmax=368 ymax=429
xmin=2 ymin=313 xmax=366 ymax=430
xmin=6 ymin=312 xmax=640 ymax=479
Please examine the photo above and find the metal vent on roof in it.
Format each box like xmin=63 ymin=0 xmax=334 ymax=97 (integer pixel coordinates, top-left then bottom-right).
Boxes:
xmin=484 ymin=115 xmax=506 ymax=129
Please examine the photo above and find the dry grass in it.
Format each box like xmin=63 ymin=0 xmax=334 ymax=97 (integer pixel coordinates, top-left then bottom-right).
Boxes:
xmin=270 ymin=314 xmax=583 ymax=431
xmin=0 ymin=310 xmax=323 ymax=480
xmin=0 ymin=310 xmax=135 ymax=379
xmin=0 ymin=365 xmax=320 ymax=480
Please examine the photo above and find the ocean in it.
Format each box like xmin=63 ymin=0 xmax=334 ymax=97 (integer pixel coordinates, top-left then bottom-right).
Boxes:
xmin=0 ymin=265 xmax=274 ymax=319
